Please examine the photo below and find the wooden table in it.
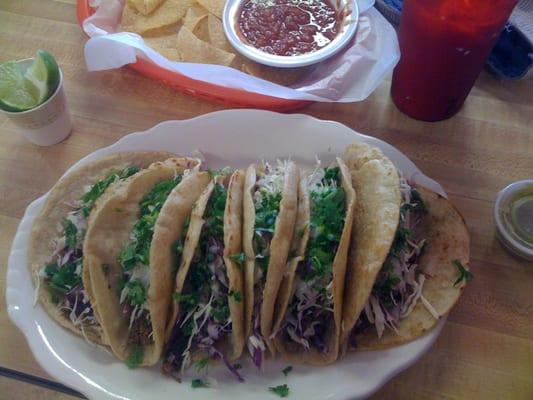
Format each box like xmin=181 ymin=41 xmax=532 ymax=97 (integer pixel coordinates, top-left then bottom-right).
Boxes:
xmin=1 ymin=1 xmax=532 ymax=399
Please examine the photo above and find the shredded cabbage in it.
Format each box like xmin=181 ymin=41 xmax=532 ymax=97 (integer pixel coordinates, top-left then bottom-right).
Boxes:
xmin=360 ymin=177 xmax=437 ymax=339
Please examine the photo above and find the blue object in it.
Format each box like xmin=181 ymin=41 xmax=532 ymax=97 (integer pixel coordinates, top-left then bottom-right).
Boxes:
xmin=487 ymin=23 xmax=533 ymax=79
xmin=375 ymin=0 xmax=533 ymax=80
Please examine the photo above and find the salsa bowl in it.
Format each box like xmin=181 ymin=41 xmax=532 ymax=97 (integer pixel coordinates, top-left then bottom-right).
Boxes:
xmin=223 ymin=0 xmax=359 ymax=68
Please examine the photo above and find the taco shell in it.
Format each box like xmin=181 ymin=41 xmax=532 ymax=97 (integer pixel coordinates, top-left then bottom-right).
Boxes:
xmin=340 ymin=143 xmax=401 ymax=346
xmin=165 ymin=169 xmax=245 ymax=364
xmin=352 ymin=187 xmax=470 ymax=349
xmin=272 ymin=159 xmax=356 ymax=364
xmin=83 ymin=157 xmax=200 ymax=366
xmin=29 ymin=151 xmax=176 ymax=344
xmin=243 ymin=162 xmax=299 ymax=356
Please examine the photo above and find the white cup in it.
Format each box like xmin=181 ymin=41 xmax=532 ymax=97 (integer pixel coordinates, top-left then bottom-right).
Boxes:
xmin=1 ymin=68 xmax=72 ymax=146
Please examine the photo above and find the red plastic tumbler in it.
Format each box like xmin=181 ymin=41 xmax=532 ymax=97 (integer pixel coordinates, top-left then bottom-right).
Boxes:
xmin=391 ymin=0 xmax=518 ymax=121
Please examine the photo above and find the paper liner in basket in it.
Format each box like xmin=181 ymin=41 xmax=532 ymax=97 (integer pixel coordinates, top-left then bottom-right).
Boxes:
xmin=82 ymin=0 xmax=399 ymax=102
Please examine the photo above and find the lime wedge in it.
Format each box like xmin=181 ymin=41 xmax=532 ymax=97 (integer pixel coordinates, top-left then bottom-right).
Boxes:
xmin=0 ymin=50 xmax=60 ymax=112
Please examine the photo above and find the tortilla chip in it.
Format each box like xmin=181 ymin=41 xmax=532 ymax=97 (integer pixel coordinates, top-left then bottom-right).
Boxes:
xmin=144 ymin=34 xmax=181 ymax=61
xmin=207 ymin=14 xmax=233 ymax=52
xmin=127 ymin=0 xmax=165 ymax=15
xmin=197 ymin=0 xmax=225 ymax=18
xmin=176 ymin=26 xmax=235 ymax=66
xmin=121 ymin=0 xmax=193 ymax=35
xmin=192 ymin=16 xmax=210 ymax=43
xmin=183 ymin=3 xmax=209 ymax=32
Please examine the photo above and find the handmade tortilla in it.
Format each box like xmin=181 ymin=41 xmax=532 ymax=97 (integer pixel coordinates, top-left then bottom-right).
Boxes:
xmin=352 ymin=187 xmax=470 ymax=349
xmin=242 ymin=162 xmax=299 ymax=356
xmin=165 ymin=170 xmax=245 ymax=362
xmin=84 ymin=157 xmax=200 ymax=366
xmin=273 ymin=159 xmax=356 ymax=364
xmin=340 ymin=143 xmax=401 ymax=347
xmin=29 ymin=151 xmax=176 ymax=345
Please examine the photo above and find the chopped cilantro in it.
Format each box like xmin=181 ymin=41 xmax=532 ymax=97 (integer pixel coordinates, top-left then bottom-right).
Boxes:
xmin=126 ymin=280 xmax=146 ymax=306
xmin=323 ymin=166 xmax=340 ymax=182
xmin=229 ymin=289 xmax=242 ymax=303
xmin=118 ymin=176 xmax=182 ymax=271
xmin=372 ymin=260 xmax=401 ymax=308
xmin=45 ymin=261 xmax=81 ymax=295
xmin=301 ymin=183 xmax=345 ymax=281
xmin=80 ymin=166 xmax=139 ymax=216
xmin=269 ymin=384 xmax=289 ymax=397
xmin=63 ymin=218 xmax=78 ymax=248
xmin=202 ymin=183 xmax=227 ymax=239
xmin=173 ymin=292 xmax=199 ymax=312
xmin=114 ymin=207 xmax=124 ymax=213
xmin=126 ymin=345 xmax=143 ymax=369
xmin=101 ymin=264 xmax=110 ymax=275
xmin=173 ymin=239 xmax=184 ymax=255
xmin=195 ymin=357 xmax=209 ymax=372
xmin=254 ymin=191 xmax=282 ymax=275
xmin=118 ymin=243 xmax=137 ymax=271
xmin=453 ymin=260 xmax=473 ymax=287
xmin=230 ymin=252 xmax=246 ymax=265
xmin=282 ymin=366 xmax=293 ymax=376
xmin=389 ymin=227 xmax=412 ymax=256
xmin=191 ymin=379 xmax=209 ymax=388
xmin=211 ymin=299 xmax=230 ymax=323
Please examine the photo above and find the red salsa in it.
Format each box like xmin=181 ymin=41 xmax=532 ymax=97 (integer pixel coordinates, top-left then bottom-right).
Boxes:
xmin=237 ymin=0 xmax=340 ymax=56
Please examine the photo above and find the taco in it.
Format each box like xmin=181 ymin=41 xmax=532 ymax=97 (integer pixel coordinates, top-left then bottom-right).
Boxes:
xmin=83 ymin=157 xmax=205 ymax=367
xmin=243 ymin=161 xmax=299 ymax=368
xmin=271 ymin=159 xmax=356 ymax=364
xmin=162 ymin=169 xmax=245 ymax=381
xmin=341 ymin=143 xmax=470 ymax=350
xmin=29 ymin=151 xmax=175 ymax=344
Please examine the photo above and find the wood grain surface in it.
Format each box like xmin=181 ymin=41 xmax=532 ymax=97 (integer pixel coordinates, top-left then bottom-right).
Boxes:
xmin=1 ymin=1 xmax=532 ymax=399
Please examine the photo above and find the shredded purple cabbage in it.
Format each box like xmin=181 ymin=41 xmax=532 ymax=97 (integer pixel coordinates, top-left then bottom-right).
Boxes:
xmin=163 ymin=236 xmax=242 ymax=381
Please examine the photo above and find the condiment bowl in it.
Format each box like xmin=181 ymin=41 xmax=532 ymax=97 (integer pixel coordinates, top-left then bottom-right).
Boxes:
xmin=223 ymin=0 xmax=359 ymax=68
xmin=494 ymin=179 xmax=533 ymax=261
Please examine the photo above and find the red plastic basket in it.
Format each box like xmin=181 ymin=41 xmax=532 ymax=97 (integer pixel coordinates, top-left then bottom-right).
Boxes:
xmin=76 ymin=1 xmax=312 ymax=111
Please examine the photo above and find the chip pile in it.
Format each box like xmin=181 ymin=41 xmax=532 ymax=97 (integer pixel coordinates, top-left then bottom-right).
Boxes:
xmin=120 ymin=0 xmax=308 ymax=85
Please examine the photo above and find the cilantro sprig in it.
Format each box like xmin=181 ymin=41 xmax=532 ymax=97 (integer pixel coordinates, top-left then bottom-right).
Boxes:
xmin=191 ymin=379 xmax=209 ymax=389
xmin=45 ymin=261 xmax=82 ymax=296
xmin=118 ymin=176 xmax=182 ymax=272
xmin=80 ymin=166 xmax=139 ymax=217
xmin=269 ymin=384 xmax=289 ymax=397
xmin=301 ymin=168 xmax=345 ymax=282
xmin=230 ymin=252 xmax=246 ymax=265
xmin=254 ymin=191 xmax=282 ymax=274
xmin=195 ymin=357 xmax=209 ymax=372
xmin=229 ymin=289 xmax=242 ymax=303
xmin=126 ymin=345 xmax=143 ymax=369
xmin=125 ymin=280 xmax=147 ymax=306
xmin=453 ymin=260 xmax=473 ymax=287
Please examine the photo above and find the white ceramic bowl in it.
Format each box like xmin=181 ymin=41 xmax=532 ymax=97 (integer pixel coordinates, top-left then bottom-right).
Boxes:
xmin=494 ymin=179 xmax=533 ymax=261
xmin=223 ymin=0 xmax=359 ymax=68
